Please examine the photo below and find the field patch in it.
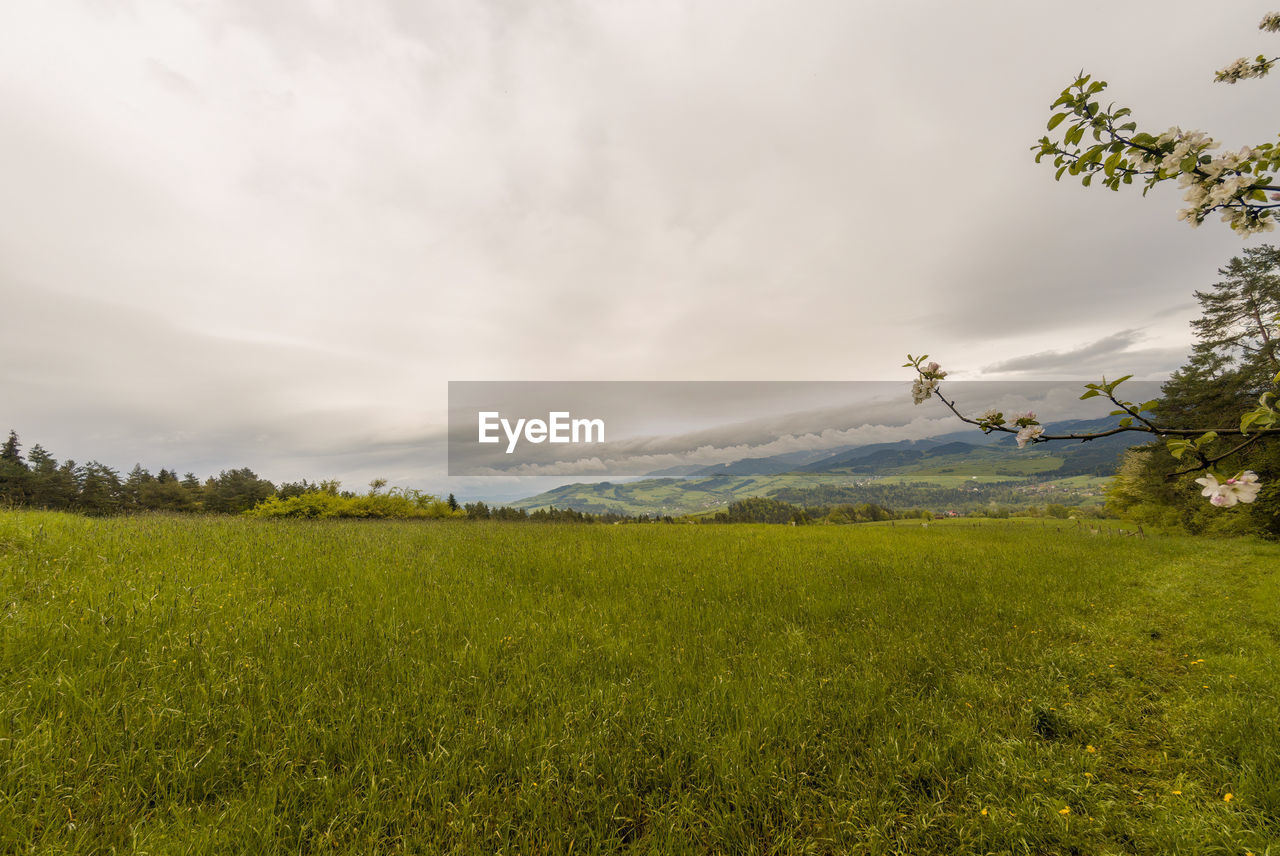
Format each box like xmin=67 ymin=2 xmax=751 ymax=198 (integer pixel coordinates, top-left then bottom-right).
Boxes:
xmin=1 ymin=512 xmax=1278 ymax=853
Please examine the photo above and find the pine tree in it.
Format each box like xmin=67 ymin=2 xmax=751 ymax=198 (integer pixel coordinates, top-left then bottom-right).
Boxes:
xmin=122 ymin=464 xmax=154 ymax=512
xmin=1111 ymin=245 xmax=1280 ymax=535
xmin=0 ymin=430 xmax=30 ymax=505
xmin=25 ymin=444 xmax=72 ymax=510
xmin=78 ymin=462 xmax=122 ymax=515
xmin=1158 ymin=245 xmax=1280 ymax=427
xmin=1189 ymin=245 xmax=1280 ymax=390
xmin=204 ymin=468 xmax=275 ymax=513
xmin=1 ymin=430 xmax=22 ymax=465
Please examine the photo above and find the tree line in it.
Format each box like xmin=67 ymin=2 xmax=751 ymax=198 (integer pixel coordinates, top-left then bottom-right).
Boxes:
xmin=0 ymin=436 xmax=669 ymax=523
xmin=0 ymin=434 xmax=280 ymax=515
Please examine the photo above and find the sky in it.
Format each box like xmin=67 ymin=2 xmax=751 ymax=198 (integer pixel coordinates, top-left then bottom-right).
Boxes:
xmin=2 ymin=1 xmax=1277 ymax=498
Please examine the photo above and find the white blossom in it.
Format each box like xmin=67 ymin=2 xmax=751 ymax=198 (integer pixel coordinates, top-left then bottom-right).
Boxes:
xmin=1217 ymin=57 xmax=1254 ymax=83
xmin=1195 ymin=471 xmax=1263 ymax=507
xmin=1015 ymin=425 xmax=1045 ymax=449
xmin=911 ymin=377 xmax=938 ymax=405
xmin=1177 ymin=206 xmax=1205 ymax=227
xmin=1200 ymin=147 xmax=1253 ymax=179
xmin=1216 ymin=55 xmax=1274 ymax=84
xmin=1219 ymin=206 xmax=1275 ymax=234
xmin=1260 ymin=13 xmax=1280 ymax=32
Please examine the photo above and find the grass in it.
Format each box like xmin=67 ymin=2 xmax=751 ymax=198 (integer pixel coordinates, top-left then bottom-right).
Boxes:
xmin=1 ymin=510 xmax=1278 ymax=854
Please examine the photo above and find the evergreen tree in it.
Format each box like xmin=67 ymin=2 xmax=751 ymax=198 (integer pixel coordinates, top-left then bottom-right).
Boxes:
xmin=58 ymin=460 xmax=82 ymax=508
xmin=1110 ymin=246 xmax=1280 ymax=535
xmin=0 ymin=430 xmax=30 ymax=505
xmin=139 ymin=468 xmax=194 ymax=512
xmin=25 ymin=444 xmax=74 ymax=510
xmin=204 ymin=468 xmax=275 ymax=513
xmin=77 ymin=462 xmax=122 ymax=515
xmin=1156 ymin=246 xmax=1280 ymax=427
xmin=1 ymin=430 xmax=22 ymax=465
xmin=122 ymin=464 xmax=154 ymax=512
xmin=180 ymin=473 xmax=204 ymax=512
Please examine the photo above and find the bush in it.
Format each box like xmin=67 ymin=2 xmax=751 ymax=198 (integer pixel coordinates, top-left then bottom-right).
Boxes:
xmin=245 ymin=489 xmax=460 ymax=520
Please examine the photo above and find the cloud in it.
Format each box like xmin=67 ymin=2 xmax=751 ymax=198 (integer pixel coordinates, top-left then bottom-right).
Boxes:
xmin=0 ymin=1 xmax=1268 ymax=499
xmin=445 ymin=380 xmax=1162 ymax=476
xmin=980 ymin=330 xmax=1187 ymax=379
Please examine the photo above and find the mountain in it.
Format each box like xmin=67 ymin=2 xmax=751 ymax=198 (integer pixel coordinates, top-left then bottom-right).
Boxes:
xmin=681 ymin=448 xmax=860 ymax=477
xmin=512 ymin=418 xmax=1153 ymax=515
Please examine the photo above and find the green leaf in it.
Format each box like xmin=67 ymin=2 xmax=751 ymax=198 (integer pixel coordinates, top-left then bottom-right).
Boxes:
xmin=1047 ymin=113 xmax=1068 ymax=131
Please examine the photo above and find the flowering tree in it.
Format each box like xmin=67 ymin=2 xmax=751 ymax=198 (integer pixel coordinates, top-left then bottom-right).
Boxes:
xmin=906 ymin=13 xmax=1280 ymax=510
xmin=1033 ymin=13 xmax=1280 ymax=236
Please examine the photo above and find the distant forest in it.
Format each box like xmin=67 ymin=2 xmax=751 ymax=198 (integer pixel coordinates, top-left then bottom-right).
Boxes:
xmin=0 ymin=429 xmax=655 ymax=523
xmin=0 ymin=430 xmax=282 ymax=515
xmin=0 ymin=429 xmax=1107 ymax=525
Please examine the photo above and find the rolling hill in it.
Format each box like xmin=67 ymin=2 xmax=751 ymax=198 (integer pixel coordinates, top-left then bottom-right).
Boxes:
xmin=509 ymin=420 xmax=1152 ymax=515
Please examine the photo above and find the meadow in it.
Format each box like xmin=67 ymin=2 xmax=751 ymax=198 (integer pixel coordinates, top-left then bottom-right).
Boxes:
xmin=1 ymin=511 xmax=1278 ymax=854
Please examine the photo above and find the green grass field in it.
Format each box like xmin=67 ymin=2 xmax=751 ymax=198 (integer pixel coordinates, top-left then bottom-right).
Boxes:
xmin=2 ymin=511 xmax=1278 ymax=854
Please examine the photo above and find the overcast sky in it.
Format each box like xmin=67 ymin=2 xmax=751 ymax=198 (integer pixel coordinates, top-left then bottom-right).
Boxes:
xmin=2 ymin=1 xmax=1277 ymax=496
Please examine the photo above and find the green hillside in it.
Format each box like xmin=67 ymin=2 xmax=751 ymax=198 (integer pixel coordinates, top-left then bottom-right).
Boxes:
xmin=511 ymin=456 xmax=1112 ymax=516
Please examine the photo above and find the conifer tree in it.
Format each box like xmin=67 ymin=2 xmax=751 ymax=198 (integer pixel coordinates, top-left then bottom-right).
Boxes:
xmin=1110 ymin=247 xmax=1280 ymax=534
xmin=0 ymin=430 xmax=30 ymax=505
